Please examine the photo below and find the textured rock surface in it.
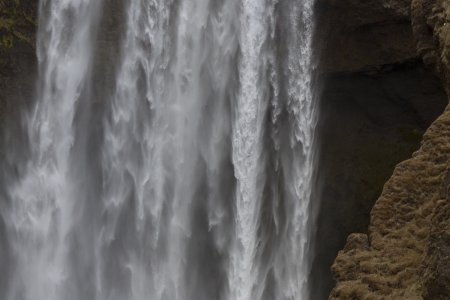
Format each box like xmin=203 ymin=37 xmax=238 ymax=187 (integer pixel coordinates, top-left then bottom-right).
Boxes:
xmin=311 ymin=64 xmax=448 ymax=299
xmin=330 ymin=106 xmax=450 ymax=299
xmin=329 ymin=0 xmax=450 ymax=299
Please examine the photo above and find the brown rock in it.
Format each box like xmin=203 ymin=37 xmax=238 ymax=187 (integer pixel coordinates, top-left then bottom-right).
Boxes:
xmin=330 ymin=102 xmax=450 ymax=300
xmin=343 ymin=234 xmax=369 ymax=251
xmin=329 ymin=0 xmax=450 ymax=299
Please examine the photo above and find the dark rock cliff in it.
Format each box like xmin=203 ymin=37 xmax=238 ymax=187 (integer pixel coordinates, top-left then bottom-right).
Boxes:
xmin=326 ymin=0 xmax=450 ymax=299
xmin=313 ymin=63 xmax=447 ymax=299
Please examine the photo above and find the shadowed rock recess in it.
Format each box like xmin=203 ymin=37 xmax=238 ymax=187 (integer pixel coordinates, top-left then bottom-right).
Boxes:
xmin=323 ymin=0 xmax=450 ymax=299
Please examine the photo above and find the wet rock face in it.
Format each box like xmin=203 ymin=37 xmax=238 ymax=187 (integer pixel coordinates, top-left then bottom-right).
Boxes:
xmin=326 ymin=0 xmax=450 ymax=299
xmin=312 ymin=64 xmax=448 ymax=300
xmin=329 ymin=105 xmax=450 ymax=300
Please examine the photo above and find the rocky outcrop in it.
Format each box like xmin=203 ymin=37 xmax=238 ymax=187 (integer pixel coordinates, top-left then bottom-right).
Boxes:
xmin=330 ymin=105 xmax=450 ymax=299
xmin=312 ymin=64 xmax=448 ymax=299
xmin=329 ymin=0 xmax=450 ymax=299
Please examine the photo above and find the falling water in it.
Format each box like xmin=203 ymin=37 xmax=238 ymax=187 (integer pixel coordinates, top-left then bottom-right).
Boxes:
xmin=3 ymin=0 xmax=101 ymax=299
xmin=2 ymin=0 xmax=317 ymax=299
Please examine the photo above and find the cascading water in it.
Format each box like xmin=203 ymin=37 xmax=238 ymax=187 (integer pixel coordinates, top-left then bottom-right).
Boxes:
xmin=3 ymin=1 xmax=101 ymax=299
xmin=2 ymin=0 xmax=317 ymax=299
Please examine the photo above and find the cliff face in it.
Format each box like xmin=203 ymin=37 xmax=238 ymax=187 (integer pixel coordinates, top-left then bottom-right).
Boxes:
xmin=329 ymin=0 xmax=450 ymax=299
xmin=313 ymin=63 xmax=448 ymax=299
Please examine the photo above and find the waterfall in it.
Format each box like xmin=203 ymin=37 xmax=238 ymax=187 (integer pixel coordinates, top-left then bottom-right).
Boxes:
xmin=2 ymin=0 xmax=317 ymax=299
xmin=3 ymin=0 xmax=101 ymax=299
